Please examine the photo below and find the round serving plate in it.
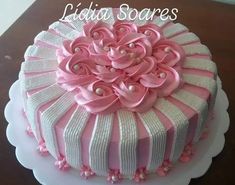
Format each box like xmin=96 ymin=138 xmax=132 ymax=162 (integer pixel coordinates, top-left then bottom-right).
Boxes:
xmin=4 ymin=78 xmax=229 ymax=185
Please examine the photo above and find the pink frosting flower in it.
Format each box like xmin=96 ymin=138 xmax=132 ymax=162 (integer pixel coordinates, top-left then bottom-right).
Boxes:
xmin=156 ymin=160 xmax=173 ymax=176
xmin=107 ymin=169 xmax=122 ymax=183
xmin=108 ymin=33 xmax=152 ymax=69
xmin=138 ymin=23 xmax=163 ymax=45
xmin=133 ymin=168 xmax=147 ymax=182
xmin=153 ymin=40 xmax=185 ymax=67
xmin=80 ymin=165 xmax=95 ymax=179
xmin=56 ymin=37 xmax=92 ymax=62
xmin=75 ymin=81 xmax=120 ymax=114
xmin=179 ymin=144 xmax=194 ymax=163
xmin=57 ymin=54 xmax=96 ymax=91
xmin=140 ymin=64 xmax=180 ymax=96
xmin=91 ymin=65 xmax=125 ymax=83
xmin=113 ymin=80 xmax=157 ymax=112
xmin=55 ymin=19 xmax=186 ymax=114
xmin=55 ymin=156 xmax=70 ymax=171
xmin=113 ymin=20 xmax=138 ymax=41
xmin=124 ymin=56 xmax=157 ymax=80
xmin=83 ymin=21 xmax=115 ymax=40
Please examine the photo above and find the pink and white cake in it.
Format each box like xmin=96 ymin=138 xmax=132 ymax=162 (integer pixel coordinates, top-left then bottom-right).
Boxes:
xmin=19 ymin=7 xmax=217 ymax=183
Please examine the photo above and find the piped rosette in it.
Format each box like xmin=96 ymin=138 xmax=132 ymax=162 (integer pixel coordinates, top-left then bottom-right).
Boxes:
xmin=56 ymin=20 xmax=185 ymax=114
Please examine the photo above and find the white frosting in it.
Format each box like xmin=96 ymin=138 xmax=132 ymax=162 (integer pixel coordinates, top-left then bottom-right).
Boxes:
xmin=65 ymin=14 xmax=85 ymax=32
xmin=138 ymin=110 xmax=166 ymax=171
xmin=64 ymin=106 xmax=90 ymax=168
xmin=89 ymin=114 xmax=114 ymax=175
xmin=20 ymin=72 xmax=56 ymax=91
xmin=182 ymin=44 xmax=211 ymax=57
xmin=21 ymin=59 xmax=58 ymax=73
xmin=118 ymin=110 xmax=137 ymax=176
xmin=26 ymin=84 xmax=66 ymax=141
xmin=34 ymin=31 xmax=66 ymax=47
xmin=183 ymin=57 xmax=217 ymax=74
xmin=41 ymin=92 xmax=75 ymax=158
xmin=154 ymin=99 xmax=189 ymax=162
xmin=151 ymin=16 xmax=171 ymax=27
xmin=163 ymin=23 xmax=188 ymax=38
xmin=183 ymin=74 xmax=217 ymax=98
xmin=171 ymin=90 xmax=208 ymax=142
xmin=169 ymin=32 xmax=200 ymax=45
xmin=49 ymin=21 xmax=80 ymax=40
xmin=24 ymin=45 xmax=57 ymax=59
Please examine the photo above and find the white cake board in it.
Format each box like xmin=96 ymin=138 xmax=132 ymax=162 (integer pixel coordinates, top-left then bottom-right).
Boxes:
xmin=4 ymin=78 xmax=229 ymax=185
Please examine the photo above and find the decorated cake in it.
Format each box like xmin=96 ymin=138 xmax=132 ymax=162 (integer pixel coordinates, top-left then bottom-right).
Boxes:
xmin=19 ymin=7 xmax=217 ymax=183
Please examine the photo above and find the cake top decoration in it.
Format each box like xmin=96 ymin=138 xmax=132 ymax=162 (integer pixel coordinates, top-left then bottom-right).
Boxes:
xmin=56 ymin=20 xmax=185 ymax=114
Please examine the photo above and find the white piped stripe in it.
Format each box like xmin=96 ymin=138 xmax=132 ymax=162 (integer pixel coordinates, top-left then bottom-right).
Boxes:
xmin=118 ymin=110 xmax=137 ymax=176
xmin=24 ymin=45 xmax=57 ymax=59
xmin=20 ymin=72 xmax=56 ymax=91
xmin=89 ymin=114 xmax=114 ymax=175
xmin=34 ymin=31 xmax=66 ymax=47
xmin=49 ymin=21 xmax=80 ymax=40
xmin=154 ymin=99 xmax=189 ymax=162
xmin=183 ymin=74 xmax=217 ymax=99
xmin=64 ymin=106 xmax=90 ymax=169
xmin=163 ymin=23 xmax=188 ymax=38
xmin=41 ymin=92 xmax=75 ymax=158
xmin=65 ymin=14 xmax=85 ymax=33
xmin=138 ymin=110 xmax=166 ymax=171
xmin=21 ymin=60 xmax=58 ymax=73
xmin=169 ymin=32 xmax=200 ymax=45
xmin=171 ymin=90 xmax=208 ymax=142
xmin=152 ymin=16 xmax=171 ymax=27
xmin=182 ymin=44 xmax=211 ymax=57
xmin=183 ymin=57 xmax=217 ymax=74
xmin=26 ymin=84 xmax=66 ymax=141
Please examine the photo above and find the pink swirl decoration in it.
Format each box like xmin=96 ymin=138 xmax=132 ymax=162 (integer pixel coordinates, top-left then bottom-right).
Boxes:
xmin=56 ymin=20 xmax=185 ymax=114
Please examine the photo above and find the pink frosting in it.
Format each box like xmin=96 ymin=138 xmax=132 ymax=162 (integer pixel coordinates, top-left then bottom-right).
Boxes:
xmin=56 ymin=20 xmax=185 ymax=114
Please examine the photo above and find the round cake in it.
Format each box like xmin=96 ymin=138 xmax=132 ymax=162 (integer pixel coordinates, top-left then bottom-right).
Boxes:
xmin=19 ymin=7 xmax=217 ymax=183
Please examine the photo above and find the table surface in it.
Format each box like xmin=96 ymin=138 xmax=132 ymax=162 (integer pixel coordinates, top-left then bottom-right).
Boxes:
xmin=0 ymin=0 xmax=235 ymax=184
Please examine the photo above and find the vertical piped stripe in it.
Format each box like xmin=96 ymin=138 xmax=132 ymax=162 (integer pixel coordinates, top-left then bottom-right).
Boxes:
xmin=26 ymin=84 xmax=65 ymax=141
xmin=21 ymin=59 xmax=58 ymax=73
xmin=24 ymin=45 xmax=57 ymax=59
xmin=171 ymin=90 xmax=208 ymax=142
xmin=118 ymin=110 xmax=137 ymax=176
xmin=154 ymin=99 xmax=189 ymax=162
xmin=41 ymin=92 xmax=75 ymax=158
xmin=163 ymin=23 xmax=188 ymax=38
xmin=183 ymin=74 xmax=217 ymax=101
xmin=49 ymin=21 xmax=80 ymax=40
xmin=64 ymin=106 xmax=90 ymax=168
xmin=89 ymin=114 xmax=114 ymax=175
xmin=20 ymin=72 xmax=56 ymax=91
xmin=138 ymin=110 xmax=166 ymax=171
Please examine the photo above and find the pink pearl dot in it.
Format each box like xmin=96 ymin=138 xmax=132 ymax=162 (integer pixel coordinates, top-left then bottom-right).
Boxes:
xmin=95 ymin=88 xmax=104 ymax=96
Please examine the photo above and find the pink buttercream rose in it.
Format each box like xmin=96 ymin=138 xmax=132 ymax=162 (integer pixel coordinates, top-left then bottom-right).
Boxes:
xmin=140 ymin=64 xmax=180 ymax=96
xmin=138 ymin=23 xmax=163 ymax=45
xmin=75 ymin=81 xmax=120 ymax=114
xmin=83 ymin=21 xmax=115 ymax=40
xmin=153 ymin=40 xmax=185 ymax=67
xmin=113 ymin=80 xmax=157 ymax=112
xmin=108 ymin=33 xmax=152 ymax=69
xmin=91 ymin=65 xmax=125 ymax=83
xmin=57 ymin=54 xmax=96 ymax=90
xmin=56 ymin=37 xmax=92 ymax=62
xmin=113 ymin=20 xmax=138 ymax=41
xmin=124 ymin=56 xmax=157 ymax=80
xmin=88 ymin=38 xmax=116 ymax=66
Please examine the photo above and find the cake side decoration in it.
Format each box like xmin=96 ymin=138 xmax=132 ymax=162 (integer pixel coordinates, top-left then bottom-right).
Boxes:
xmin=57 ymin=20 xmax=185 ymax=114
xmin=19 ymin=7 xmax=218 ymax=183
